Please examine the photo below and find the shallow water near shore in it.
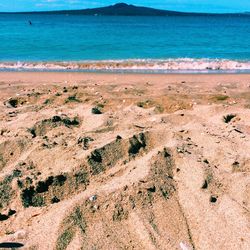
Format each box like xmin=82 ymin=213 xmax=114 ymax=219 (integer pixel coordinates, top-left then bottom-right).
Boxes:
xmin=0 ymin=14 xmax=250 ymax=72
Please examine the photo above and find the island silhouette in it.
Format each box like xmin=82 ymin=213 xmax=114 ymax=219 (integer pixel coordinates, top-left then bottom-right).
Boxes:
xmin=1 ymin=2 xmax=250 ymax=16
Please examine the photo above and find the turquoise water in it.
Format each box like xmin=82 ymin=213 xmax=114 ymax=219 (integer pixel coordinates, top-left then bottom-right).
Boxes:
xmin=0 ymin=14 xmax=250 ymax=71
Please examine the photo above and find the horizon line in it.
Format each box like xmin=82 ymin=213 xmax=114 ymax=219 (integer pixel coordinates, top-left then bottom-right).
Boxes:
xmin=0 ymin=3 xmax=249 ymax=15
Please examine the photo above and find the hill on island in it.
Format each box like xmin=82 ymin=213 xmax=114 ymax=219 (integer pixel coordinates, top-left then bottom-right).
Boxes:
xmin=2 ymin=2 xmax=250 ymax=16
xmin=47 ymin=3 xmax=187 ymax=16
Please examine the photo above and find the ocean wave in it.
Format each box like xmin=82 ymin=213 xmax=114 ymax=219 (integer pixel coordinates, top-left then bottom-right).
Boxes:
xmin=0 ymin=59 xmax=250 ymax=72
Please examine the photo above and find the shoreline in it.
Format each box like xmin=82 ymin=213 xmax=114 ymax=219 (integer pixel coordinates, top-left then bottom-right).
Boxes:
xmin=0 ymin=58 xmax=250 ymax=73
xmin=0 ymin=71 xmax=250 ymax=83
xmin=1 ymin=71 xmax=250 ymax=82
xmin=1 ymin=69 xmax=250 ymax=74
xmin=1 ymin=70 xmax=250 ymax=76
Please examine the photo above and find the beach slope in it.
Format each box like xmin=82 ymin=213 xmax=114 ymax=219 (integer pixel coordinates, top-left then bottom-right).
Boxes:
xmin=0 ymin=72 xmax=250 ymax=249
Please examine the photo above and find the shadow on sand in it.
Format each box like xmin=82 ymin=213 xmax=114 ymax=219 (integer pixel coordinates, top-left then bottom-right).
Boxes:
xmin=0 ymin=242 xmax=24 ymax=248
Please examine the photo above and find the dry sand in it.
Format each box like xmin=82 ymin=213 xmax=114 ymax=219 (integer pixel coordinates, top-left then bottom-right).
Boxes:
xmin=0 ymin=72 xmax=250 ymax=250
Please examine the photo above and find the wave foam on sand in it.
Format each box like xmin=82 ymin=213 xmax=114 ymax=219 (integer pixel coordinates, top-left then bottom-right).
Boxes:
xmin=1 ymin=58 xmax=250 ymax=73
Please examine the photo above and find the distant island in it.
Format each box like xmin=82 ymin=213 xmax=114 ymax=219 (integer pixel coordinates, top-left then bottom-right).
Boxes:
xmin=1 ymin=2 xmax=250 ymax=16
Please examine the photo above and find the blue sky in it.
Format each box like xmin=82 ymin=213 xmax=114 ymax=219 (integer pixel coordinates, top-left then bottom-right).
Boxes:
xmin=0 ymin=0 xmax=250 ymax=13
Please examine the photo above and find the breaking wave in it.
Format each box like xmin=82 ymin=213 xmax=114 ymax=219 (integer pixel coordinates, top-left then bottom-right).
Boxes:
xmin=0 ymin=58 xmax=250 ymax=73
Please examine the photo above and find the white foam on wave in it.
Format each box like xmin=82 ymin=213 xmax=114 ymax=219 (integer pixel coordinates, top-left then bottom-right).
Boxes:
xmin=0 ymin=59 xmax=250 ymax=72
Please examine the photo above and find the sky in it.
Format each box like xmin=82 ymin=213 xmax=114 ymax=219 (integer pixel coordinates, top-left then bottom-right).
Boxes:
xmin=0 ymin=0 xmax=250 ymax=13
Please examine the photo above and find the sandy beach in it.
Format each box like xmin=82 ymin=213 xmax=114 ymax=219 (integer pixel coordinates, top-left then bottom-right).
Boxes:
xmin=0 ymin=72 xmax=250 ymax=250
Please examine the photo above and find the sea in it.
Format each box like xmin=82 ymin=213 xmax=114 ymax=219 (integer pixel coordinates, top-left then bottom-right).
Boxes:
xmin=0 ymin=14 xmax=250 ymax=73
